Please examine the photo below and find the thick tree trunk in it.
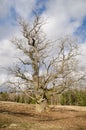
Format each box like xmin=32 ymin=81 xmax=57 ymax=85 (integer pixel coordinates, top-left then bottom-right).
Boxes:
xmin=36 ymin=100 xmax=48 ymax=113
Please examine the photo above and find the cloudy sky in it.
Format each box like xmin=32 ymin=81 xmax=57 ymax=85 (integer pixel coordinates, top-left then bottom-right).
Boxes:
xmin=0 ymin=0 xmax=86 ymax=84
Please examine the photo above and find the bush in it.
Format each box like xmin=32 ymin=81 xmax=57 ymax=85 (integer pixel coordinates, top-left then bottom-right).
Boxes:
xmin=0 ymin=92 xmax=9 ymax=101
xmin=60 ymin=89 xmax=86 ymax=106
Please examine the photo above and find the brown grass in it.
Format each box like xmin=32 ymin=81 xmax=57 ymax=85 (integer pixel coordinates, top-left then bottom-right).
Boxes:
xmin=0 ymin=101 xmax=86 ymax=130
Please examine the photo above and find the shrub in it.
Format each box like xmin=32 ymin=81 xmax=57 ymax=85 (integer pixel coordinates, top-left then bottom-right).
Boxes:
xmin=60 ymin=89 xmax=86 ymax=106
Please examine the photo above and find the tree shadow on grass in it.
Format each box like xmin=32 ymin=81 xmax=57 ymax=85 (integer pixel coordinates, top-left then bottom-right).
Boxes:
xmin=0 ymin=109 xmax=85 ymax=122
xmin=0 ymin=109 xmax=69 ymax=121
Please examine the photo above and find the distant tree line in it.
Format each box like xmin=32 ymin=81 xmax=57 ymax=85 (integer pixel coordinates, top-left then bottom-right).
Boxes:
xmin=0 ymin=92 xmax=35 ymax=104
xmin=0 ymin=88 xmax=86 ymax=106
xmin=60 ymin=89 xmax=86 ymax=106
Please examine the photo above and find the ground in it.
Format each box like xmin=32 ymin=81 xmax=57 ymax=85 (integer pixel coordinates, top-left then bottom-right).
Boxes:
xmin=0 ymin=101 xmax=86 ymax=130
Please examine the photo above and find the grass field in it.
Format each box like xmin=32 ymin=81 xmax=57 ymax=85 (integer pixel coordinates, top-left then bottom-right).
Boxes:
xmin=0 ymin=101 xmax=86 ymax=130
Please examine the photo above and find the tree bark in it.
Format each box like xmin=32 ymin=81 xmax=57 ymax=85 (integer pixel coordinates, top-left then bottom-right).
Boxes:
xmin=36 ymin=100 xmax=47 ymax=113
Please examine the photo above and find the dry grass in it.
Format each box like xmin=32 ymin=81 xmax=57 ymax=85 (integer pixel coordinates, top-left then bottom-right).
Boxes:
xmin=0 ymin=101 xmax=86 ymax=130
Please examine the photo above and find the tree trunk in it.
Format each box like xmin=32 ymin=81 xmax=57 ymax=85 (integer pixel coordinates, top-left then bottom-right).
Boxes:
xmin=36 ymin=100 xmax=48 ymax=113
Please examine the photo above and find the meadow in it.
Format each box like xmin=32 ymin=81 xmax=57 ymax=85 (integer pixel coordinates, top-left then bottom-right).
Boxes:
xmin=0 ymin=101 xmax=86 ymax=130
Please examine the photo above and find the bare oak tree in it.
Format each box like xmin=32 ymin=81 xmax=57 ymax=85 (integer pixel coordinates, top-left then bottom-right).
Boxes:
xmin=7 ymin=15 xmax=85 ymax=113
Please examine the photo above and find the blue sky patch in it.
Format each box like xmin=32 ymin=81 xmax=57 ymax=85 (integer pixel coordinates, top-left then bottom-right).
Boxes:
xmin=74 ymin=17 xmax=86 ymax=43
xmin=35 ymin=0 xmax=47 ymax=15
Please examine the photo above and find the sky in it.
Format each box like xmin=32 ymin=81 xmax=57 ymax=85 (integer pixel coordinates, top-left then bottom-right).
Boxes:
xmin=0 ymin=0 xmax=86 ymax=84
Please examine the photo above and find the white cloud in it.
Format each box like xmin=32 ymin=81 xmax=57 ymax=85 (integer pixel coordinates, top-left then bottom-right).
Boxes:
xmin=0 ymin=23 xmax=19 ymax=40
xmin=0 ymin=0 xmax=36 ymax=40
xmin=0 ymin=0 xmax=13 ymax=18
xmin=14 ymin=0 xmax=36 ymax=19
xmin=0 ymin=40 xmax=17 ymax=67
xmin=42 ymin=0 xmax=86 ymax=39
xmin=0 ymin=0 xmax=86 ymax=39
xmin=78 ymin=43 xmax=86 ymax=70
xmin=0 ymin=74 xmax=8 ymax=84
xmin=0 ymin=0 xmax=35 ymax=19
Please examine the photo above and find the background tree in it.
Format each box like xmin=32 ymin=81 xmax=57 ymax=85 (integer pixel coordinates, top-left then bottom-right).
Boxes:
xmin=6 ymin=15 xmax=85 ymax=113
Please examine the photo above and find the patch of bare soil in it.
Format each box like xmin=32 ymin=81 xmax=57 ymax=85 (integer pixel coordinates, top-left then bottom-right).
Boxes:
xmin=0 ymin=101 xmax=86 ymax=130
